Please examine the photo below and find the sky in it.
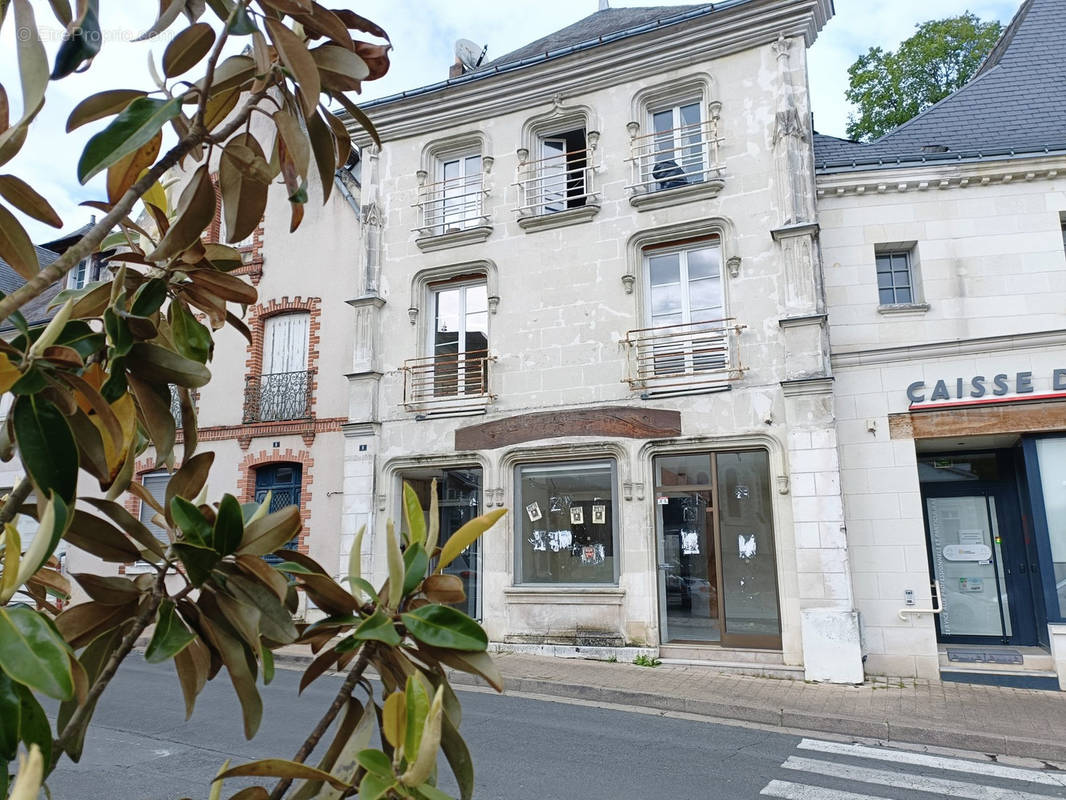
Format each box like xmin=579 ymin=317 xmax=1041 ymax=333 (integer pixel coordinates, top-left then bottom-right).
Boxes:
xmin=0 ymin=0 xmax=1022 ymax=243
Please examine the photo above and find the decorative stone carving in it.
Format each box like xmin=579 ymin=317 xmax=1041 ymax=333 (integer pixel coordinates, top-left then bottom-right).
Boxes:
xmin=408 ymin=307 xmax=418 ymax=325
xmin=487 ymin=295 xmax=500 ymax=314
xmin=727 ymin=256 xmax=742 ymax=278
xmin=621 ymin=274 xmax=636 ymax=294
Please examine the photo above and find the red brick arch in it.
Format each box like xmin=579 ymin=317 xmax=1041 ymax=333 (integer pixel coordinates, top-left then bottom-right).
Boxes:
xmin=238 ymin=447 xmax=314 ymax=553
xmin=245 ymin=297 xmax=322 ymax=415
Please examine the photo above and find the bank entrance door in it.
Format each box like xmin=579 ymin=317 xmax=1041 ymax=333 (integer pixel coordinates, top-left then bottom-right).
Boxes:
xmin=654 ymin=450 xmax=781 ymax=649
xmin=920 ymin=452 xmax=1040 ymax=645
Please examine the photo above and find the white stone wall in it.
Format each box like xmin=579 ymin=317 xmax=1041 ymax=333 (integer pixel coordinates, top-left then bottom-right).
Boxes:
xmin=821 ymin=165 xmax=1066 ymax=678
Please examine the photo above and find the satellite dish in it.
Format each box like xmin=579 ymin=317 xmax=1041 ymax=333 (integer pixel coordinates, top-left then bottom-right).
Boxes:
xmin=455 ymin=39 xmax=487 ymax=70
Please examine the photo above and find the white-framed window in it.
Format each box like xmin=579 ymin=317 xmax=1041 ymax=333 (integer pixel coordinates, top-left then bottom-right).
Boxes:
xmin=526 ymin=129 xmax=589 ymax=215
xmin=648 ymin=100 xmax=705 ymax=191
xmin=67 ymin=257 xmax=100 ymax=289
xmin=643 ymin=240 xmax=726 ymax=375
xmin=428 ymin=279 xmax=488 ymax=398
xmin=126 ymin=470 xmax=171 ymax=572
xmin=875 ymin=249 xmax=918 ymax=306
xmin=435 ymin=152 xmax=483 ymax=233
xmin=254 ymin=312 xmax=311 ymax=421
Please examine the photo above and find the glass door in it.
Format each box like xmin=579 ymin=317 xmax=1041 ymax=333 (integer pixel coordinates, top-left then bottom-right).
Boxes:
xmin=923 ymin=481 xmax=1037 ymax=645
xmin=654 ymin=450 xmax=781 ymax=649
xmin=402 ymin=468 xmax=482 ymax=620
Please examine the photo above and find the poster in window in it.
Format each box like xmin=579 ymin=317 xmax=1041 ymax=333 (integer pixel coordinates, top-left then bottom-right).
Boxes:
xmin=570 ymin=506 xmax=584 ymax=525
xmin=681 ymin=529 xmax=700 ymax=555
xmin=592 ymin=504 xmax=606 ymax=525
xmin=525 ymin=501 xmax=542 ymax=522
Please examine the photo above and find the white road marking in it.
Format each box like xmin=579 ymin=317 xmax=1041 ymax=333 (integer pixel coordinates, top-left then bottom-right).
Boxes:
xmin=782 ymin=756 xmax=1054 ymax=800
xmin=760 ymin=779 xmax=892 ymax=800
xmin=798 ymin=738 xmax=1066 ymax=788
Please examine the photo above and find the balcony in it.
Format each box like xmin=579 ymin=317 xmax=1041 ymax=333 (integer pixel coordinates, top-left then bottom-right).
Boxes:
xmin=402 ymin=350 xmax=494 ymax=416
xmin=413 ymin=174 xmax=491 ymax=252
xmin=514 ymin=147 xmax=600 ymax=232
xmin=243 ymin=370 xmax=313 ymax=423
xmin=625 ymin=118 xmax=725 ymax=210
xmin=623 ymin=318 xmax=745 ymax=397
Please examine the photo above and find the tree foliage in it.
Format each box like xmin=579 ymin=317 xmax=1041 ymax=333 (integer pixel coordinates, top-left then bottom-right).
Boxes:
xmin=844 ymin=13 xmax=1003 ymax=141
xmin=0 ymin=2 xmax=509 ymax=798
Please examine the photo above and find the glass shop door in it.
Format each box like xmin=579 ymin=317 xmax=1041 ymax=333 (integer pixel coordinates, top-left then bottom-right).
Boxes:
xmin=654 ymin=451 xmax=782 ymax=649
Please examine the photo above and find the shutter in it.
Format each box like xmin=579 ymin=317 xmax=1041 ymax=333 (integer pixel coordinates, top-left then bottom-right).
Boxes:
xmin=138 ymin=472 xmax=171 ymax=546
xmin=263 ymin=314 xmax=310 ymax=375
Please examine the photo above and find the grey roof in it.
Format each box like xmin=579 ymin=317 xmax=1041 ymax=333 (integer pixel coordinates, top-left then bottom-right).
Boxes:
xmin=813 ymin=0 xmax=1066 ymax=170
xmin=362 ymin=3 xmax=727 ymax=110
xmin=0 ymin=246 xmax=63 ymax=329
xmin=477 ymin=5 xmax=706 ymax=71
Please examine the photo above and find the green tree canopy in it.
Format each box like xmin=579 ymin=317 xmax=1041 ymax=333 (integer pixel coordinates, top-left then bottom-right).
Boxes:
xmin=845 ymin=13 xmax=1003 ymax=141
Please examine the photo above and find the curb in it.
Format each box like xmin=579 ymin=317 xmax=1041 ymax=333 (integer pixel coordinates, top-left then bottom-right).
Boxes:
xmin=268 ymin=652 xmax=1066 ymax=763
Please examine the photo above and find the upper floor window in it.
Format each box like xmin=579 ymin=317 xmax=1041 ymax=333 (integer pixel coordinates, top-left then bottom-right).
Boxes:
xmin=517 ymin=128 xmax=594 ymax=218
xmin=244 ymin=312 xmax=311 ymax=423
xmin=67 ymin=256 xmax=101 ymax=289
xmin=624 ymin=236 xmax=742 ymax=395
xmin=875 ymin=251 xmax=914 ymax=306
xmin=416 ymin=151 xmax=484 ymax=237
xmin=649 ymin=101 xmax=704 ymax=190
xmin=429 ymin=279 xmax=488 ymax=398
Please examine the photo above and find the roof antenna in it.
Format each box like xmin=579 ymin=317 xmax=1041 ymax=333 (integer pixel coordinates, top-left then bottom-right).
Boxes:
xmin=599 ymin=0 xmax=609 ymax=9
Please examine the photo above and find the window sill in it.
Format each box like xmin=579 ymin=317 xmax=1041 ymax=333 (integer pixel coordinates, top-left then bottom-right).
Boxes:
xmin=877 ymin=302 xmax=930 ymax=316
xmin=504 ymin=586 xmax=624 ymax=604
xmin=517 ymin=203 xmax=600 ymax=232
xmin=628 ymin=178 xmax=725 ymax=212
xmin=415 ymin=224 xmax=492 ymax=252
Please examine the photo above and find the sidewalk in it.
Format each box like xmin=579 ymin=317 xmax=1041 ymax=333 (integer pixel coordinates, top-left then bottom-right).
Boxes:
xmin=274 ymin=647 xmax=1066 ymax=762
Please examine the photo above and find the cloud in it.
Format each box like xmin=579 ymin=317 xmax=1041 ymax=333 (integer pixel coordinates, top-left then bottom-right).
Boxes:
xmin=0 ymin=0 xmax=1022 ymax=242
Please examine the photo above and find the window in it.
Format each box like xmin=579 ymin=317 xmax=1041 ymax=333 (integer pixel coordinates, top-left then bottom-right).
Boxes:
xmin=130 ymin=471 xmax=171 ymax=571
xmin=515 ymin=460 xmax=617 ymax=585
xmin=67 ymin=256 xmax=101 ymax=289
xmin=1061 ymin=221 xmax=1065 ymax=256
xmin=245 ymin=313 xmax=311 ymax=422
xmin=519 ymin=128 xmax=590 ymax=216
xmin=429 ymin=279 xmax=488 ymax=398
xmin=875 ymin=250 xmax=916 ymax=306
xmin=650 ymin=101 xmax=703 ymax=190
xmin=644 ymin=240 xmax=726 ymax=374
xmin=421 ymin=152 xmax=483 ymax=235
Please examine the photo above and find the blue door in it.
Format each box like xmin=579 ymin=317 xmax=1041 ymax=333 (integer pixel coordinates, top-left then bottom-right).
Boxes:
xmin=255 ymin=463 xmax=301 ymax=561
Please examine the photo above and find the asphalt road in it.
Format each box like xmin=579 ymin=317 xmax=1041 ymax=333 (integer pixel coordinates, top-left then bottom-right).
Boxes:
xmin=45 ymin=660 xmax=1066 ymax=800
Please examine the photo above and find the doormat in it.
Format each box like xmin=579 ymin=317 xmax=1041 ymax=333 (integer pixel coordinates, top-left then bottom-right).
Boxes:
xmin=945 ymin=648 xmax=1024 ymax=665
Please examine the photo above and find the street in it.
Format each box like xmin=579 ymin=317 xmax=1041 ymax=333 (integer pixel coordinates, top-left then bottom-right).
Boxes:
xmin=46 ymin=660 xmax=1066 ymax=800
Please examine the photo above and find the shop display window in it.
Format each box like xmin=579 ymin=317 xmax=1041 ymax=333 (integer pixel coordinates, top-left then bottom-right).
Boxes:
xmin=515 ymin=460 xmax=617 ymax=584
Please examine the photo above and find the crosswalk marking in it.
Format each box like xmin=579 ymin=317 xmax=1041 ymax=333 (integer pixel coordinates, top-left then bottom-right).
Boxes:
xmin=782 ymin=756 xmax=1055 ymax=800
xmin=798 ymin=738 xmax=1066 ymax=788
xmin=761 ymin=779 xmax=891 ymax=800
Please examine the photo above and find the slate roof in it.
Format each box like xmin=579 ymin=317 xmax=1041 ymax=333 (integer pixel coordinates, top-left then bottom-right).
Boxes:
xmin=0 ymin=246 xmax=64 ymax=329
xmin=477 ymin=5 xmax=707 ymax=71
xmin=813 ymin=0 xmax=1066 ymax=170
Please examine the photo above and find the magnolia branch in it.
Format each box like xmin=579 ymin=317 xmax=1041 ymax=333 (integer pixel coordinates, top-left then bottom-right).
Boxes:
xmin=268 ymin=646 xmax=375 ymax=800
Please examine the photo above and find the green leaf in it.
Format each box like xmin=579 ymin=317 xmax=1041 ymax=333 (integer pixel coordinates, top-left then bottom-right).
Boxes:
xmin=216 ymin=759 xmax=351 ymax=791
xmin=355 ymin=749 xmax=392 ymax=778
xmin=359 ymin=772 xmax=392 ymax=800
xmin=348 ymin=609 xmax=400 ymax=647
xmin=145 ymin=164 xmax=216 ymax=262
xmin=129 ymin=277 xmax=168 ymax=317
xmin=170 ymin=496 xmax=211 ymax=546
xmin=77 ymin=96 xmax=181 ymax=183
xmin=401 ymin=605 xmax=487 ymax=653
xmin=437 ymin=509 xmax=506 ymax=573
xmin=261 ymin=644 xmax=274 ymax=686
xmin=51 ymin=0 xmax=100 ymax=79
xmin=13 ymin=394 xmax=77 ymax=502
xmin=237 ymin=506 xmax=301 ymax=556
xmin=224 ymin=575 xmax=297 ymax=644
xmin=402 ymin=482 xmax=426 ymax=547
xmin=404 ymin=676 xmax=429 ymax=764
xmin=414 ymin=782 xmax=455 ymax=800
xmin=440 ymin=713 xmax=473 ymax=800
xmin=198 ymin=615 xmax=262 ymax=739
xmin=273 ymin=561 xmax=313 ymax=575
xmin=172 ymin=542 xmax=219 ymax=587
xmin=386 ymin=520 xmax=403 ymax=609
xmin=145 ymin=600 xmax=196 ymax=664
xmin=162 ymin=22 xmax=215 ymax=78
xmin=344 ymin=576 xmax=376 ymax=602
xmin=125 ymin=341 xmax=211 ymax=389
xmin=402 ymin=542 xmax=428 ymax=596
xmin=57 ymin=625 xmax=123 ymax=762
xmin=0 ymin=670 xmax=21 ymax=762
xmin=14 ymin=681 xmax=51 ymax=770
xmin=213 ymin=494 xmax=244 ymax=557
xmin=0 ymin=607 xmax=73 ymax=700
xmin=66 ymin=89 xmax=146 ymax=133
xmin=170 ymin=300 xmax=213 ymax=364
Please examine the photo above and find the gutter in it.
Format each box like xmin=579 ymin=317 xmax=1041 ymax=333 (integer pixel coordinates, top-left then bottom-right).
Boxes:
xmin=358 ymin=1 xmax=749 ymax=111
xmin=816 ymin=143 xmax=1066 ymax=174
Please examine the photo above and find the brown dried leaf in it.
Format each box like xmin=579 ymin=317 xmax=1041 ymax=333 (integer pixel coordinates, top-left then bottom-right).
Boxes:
xmin=0 ymin=173 xmax=61 ymax=227
xmin=265 ymin=17 xmax=320 ymax=118
xmin=106 ymin=131 xmax=161 ymax=205
xmin=147 ymin=164 xmax=216 ymax=262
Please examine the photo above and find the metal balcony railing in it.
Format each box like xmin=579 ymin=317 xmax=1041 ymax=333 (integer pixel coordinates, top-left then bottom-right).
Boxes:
xmin=169 ymin=385 xmax=183 ymax=426
xmin=626 ymin=118 xmax=723 ymax=194
xmin=402 ymin=350 xmax=493 ymax=412
xmin=514 ymin=148 xmax=596 ymax=217
xmin=413 ymin=174 xmax=488 ymax=235
xmin=623 ymin=318 xmax=745 ymax=395
xmin=243 ymin=370 xmax=313 ymax=423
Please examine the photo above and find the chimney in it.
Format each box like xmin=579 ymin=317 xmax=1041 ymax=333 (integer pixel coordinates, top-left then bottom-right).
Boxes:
xmin=599 ymin=0 xmax=609 ymax=9
xmin=449 ymin=57 xmax=464 ymax=79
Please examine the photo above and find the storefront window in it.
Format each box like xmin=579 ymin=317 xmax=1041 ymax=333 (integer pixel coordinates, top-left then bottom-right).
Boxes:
xmin=515 ymin=460 xmax=616 ymax=584
xmin=1035 ymin=438 xmax=1066 ymax=617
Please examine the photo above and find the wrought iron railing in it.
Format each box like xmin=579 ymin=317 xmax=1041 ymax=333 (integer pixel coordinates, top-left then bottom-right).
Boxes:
xmin=514 ymin=147 xmax=596 ymax=217
xmin=623 ymin=318 xmax=745 ymax=394
xmin=626 ymin=118 xmax=723 ymax=194
xmin=169 ymin=385 xmax=183 ymax=426
xmin=402 ymin=350 xmax=493 ymax=412
xmin=243 ymin=370 xmax=313 ymax=423
xmin=413 ymin=174 xmax=488 ymax=235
